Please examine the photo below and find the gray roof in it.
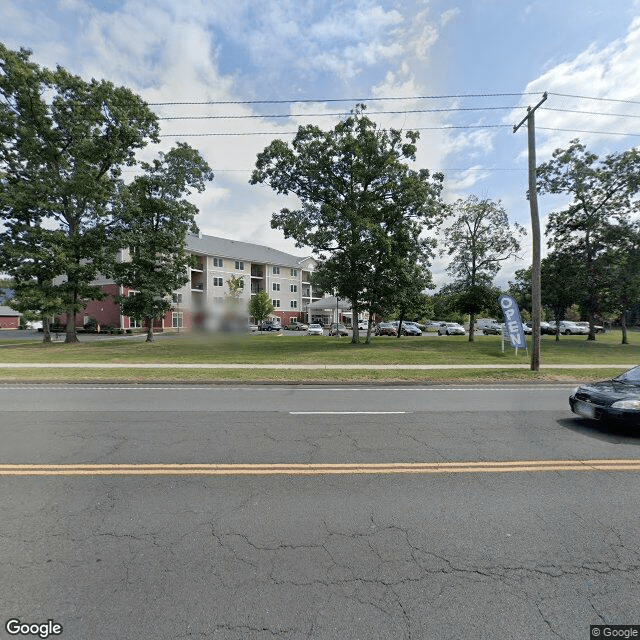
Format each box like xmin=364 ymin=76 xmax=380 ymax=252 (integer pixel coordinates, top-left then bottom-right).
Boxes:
xmin=0 ymin=305 xmax=21 ymax=317
xmin=186 ymin=234 xmax=313 ymax=269
xmin=307 ymin=296 xmax=351 ymax=310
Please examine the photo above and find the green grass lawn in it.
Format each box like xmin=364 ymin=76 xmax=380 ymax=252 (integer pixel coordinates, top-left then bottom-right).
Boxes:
xmin=0 ymin=330 xmax=638 ymax=364
xmin=0 ymin=330 xmax=638 ymax=371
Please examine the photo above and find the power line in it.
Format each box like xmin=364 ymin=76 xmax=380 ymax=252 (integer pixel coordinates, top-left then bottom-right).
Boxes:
xmin=548 ymin=92 xmax=640 ymax=105
xmin=157 ymin=106 xmax=519 ymax=120
xmin=148 ymin=92 xmax=539 ymax=106
xmin=160 ymin=124 xmax=511 ymax=137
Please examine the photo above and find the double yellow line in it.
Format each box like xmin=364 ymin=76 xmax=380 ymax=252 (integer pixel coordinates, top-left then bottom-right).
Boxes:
xmin=1 ymin=459 xmax=640 ymax=476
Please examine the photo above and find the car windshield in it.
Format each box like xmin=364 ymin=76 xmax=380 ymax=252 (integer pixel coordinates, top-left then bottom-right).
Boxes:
xmin=614 ymin=366 xmax=640 ymax=384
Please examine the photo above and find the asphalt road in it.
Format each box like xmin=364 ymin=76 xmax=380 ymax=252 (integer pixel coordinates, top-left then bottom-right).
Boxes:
xmin=1 ymin=385 xmax=639 ymax=640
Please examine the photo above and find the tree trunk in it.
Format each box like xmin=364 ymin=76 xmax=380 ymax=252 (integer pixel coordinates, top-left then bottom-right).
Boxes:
xmin=587 ymin=315 xmax=596 ymax=341
xmin=396 ymin=309 xmax=405 ymax=339
xmin=65 ymin=289 xmax=79 ymax=343
xmin=468 ymin=312 xmax=476 ymax=342
xmin=146 ymin=317 xmax=155 ymax=343
xmin=42 ymin=316 xmax=52 ymax=344
xmin=65 ymin=313 xmax=79 ymax=343
xmin=351 ymin=300 xmax=359 ymax=344
xmin=622 ymin=312 xmax=629 ymax=345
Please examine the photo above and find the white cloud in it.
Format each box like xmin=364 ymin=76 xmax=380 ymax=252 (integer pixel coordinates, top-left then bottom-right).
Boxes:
xmin=516 ymin=16 xmax=640 ymax=157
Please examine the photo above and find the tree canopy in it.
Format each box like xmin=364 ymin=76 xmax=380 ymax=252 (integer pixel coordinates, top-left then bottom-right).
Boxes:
xmin=0 ymin=43 xmax=159 ymax=342
xmin=439 ymin=195 xmax=525 ymax=341
xmin=112 ymin=143 xmax=213 ymax=342
xmin=537 ymin=139 xmax=640 ymax=340
xmin=250 ymin=105 xmax=445 ymax=343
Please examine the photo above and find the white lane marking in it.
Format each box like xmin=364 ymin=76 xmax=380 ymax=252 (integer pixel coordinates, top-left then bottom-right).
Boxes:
xmin=290 ymin=411 xmax=407 ymax=415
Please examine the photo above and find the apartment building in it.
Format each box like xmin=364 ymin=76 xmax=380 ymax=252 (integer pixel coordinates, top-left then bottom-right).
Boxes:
xmin=180 ymin=233 xmax=323 ymax=330
xmin=69 ymin=233 xmax=323 ymax=331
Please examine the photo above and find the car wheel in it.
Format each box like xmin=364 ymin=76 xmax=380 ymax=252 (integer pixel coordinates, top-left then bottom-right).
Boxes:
xmin=564 ymin=330 xmax=571 ymax=335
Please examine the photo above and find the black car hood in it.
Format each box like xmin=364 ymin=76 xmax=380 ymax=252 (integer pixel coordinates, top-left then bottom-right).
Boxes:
xmin=576 ymin=380 xmax=640 ymax=404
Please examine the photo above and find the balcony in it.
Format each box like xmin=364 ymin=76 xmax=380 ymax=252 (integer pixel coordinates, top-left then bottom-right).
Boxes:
xmin=191 ymin=255 xmax=205 ymax=272
xmin=251 ymin=265 xmax=265 ymax=278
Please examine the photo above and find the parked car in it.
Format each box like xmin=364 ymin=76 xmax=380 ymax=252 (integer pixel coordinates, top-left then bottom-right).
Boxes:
xmin=575 ymin=321 xmax=605 ymax=334
xmin=481 ymin=321 xmax=504 ymax=335
xmin=328 ymin=323 xmax=349 ymax=336
xmin=524 ymin=321 xmax=559 ymax=335
xmin=550 ymin=320 xmax=588 ymax=335
xmin=424 ymin=321 xmax=444 ymax=332
xmin=357 ymin=320 xmax=369 ymax=331
xmin=540 ymin=321 xmax=555 ymax=335
xmin=570 ymin=365 xmax=640 ymax=425
xmin=259 ymin=321 xmax=282 ymax=332
xmin=474 ymin=318 xmax=499 ymax=332
xmin=287 ymin=322 xmax=309 ymax=331
xmin=307 ymin=323 xmax=324 ymax=336
xmin=391 ymin=321 xmax=422 ymax=336
xmin=438 ymin=322 xmax=466 ymax=336
xmin=375 ymin=322 xmax=398 ymax=337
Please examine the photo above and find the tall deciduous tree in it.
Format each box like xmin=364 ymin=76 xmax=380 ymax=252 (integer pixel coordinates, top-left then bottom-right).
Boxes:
xmin=250 ymin=106 xmax=445 ymax=344
xmin=249 ymin=291 xmax=274 ymax=328
xmin=599 ymin=221 xmax=640 ymax=344
xmin=541 ymin=250 xmax=582 ymax=341
xmin=439 ymin=196 xmax=525 ymax=341
xmin=0 ymin=44 xmax=159 ymax=343
xmin=112 ymin=144 xmax=213 ymax=342
xmin=537 ymin=139 xmax=640 ymax=340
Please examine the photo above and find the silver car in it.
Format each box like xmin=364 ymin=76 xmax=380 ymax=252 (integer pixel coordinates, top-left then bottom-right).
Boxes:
xmin=438 ymin=322 xmax=466 ymax=336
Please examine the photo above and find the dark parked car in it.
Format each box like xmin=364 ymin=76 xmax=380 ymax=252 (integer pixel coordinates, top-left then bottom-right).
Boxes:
xmin=375 ymin=322 xmax=398 ymax=337
xmin=328 ymin=323 xmax=349 ymax=336
xmin=259 ymin=321 xmax=282 ymax=332
xmin=570 ymin=365 xmax=640 ymax=425
xmin=391 ymin=321 xmax=422 ymax=336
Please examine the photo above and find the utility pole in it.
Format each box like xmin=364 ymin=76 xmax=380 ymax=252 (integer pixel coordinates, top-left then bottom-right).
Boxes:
xmin=513 ymin=92 xmax=547 ymax=372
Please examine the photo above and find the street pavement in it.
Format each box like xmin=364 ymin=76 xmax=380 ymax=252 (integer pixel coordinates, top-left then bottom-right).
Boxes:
xmin=1 ymin=385 xmax=639 ymax=639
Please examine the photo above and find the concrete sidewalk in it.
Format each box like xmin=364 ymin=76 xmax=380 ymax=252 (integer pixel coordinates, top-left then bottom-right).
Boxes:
xmin=0 ymin=363 xmax=633 ymax=369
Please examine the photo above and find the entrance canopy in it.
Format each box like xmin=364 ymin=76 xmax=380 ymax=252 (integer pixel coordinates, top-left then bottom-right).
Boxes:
xmin=306 ymin=296 xmax=351 ymax=311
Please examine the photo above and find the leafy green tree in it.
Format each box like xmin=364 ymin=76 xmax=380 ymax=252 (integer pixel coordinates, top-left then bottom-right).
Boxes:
xmin=113 ymin=144 xmax=213 ymax=342
xmin=599 ymin=221 xmax=640 ymax=344
xmin=250 ymin=105 xmax=445 ymax=344
xmin=0 ymin=223 xmax=67 ymax=342
xmin=226 ymin=275 xmax=245 ymax=300
xmin=541 ymin=251 xmax=583 ymax=341
xmin=508 ymin=266 xmax=533 ymax=318
xmin=249 ymin=291 xmax=274 ymax=328
xmin=537 ymin=139 xmax=640 ymax=340
xmin=0 ymin=43 xmax=159 ymax=343
xmin=439 ymin=195 xmax=525 ymax=341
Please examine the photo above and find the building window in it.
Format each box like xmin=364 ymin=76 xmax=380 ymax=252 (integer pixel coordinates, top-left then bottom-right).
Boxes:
xmin=235 ymin=261 xmax=244 ymax=270
xmin=213 ymin=277 xmax=224 ymax=286
xmin=290 ymin=300 xmax=297 ymax=309
xmin=273 ymin=266 xmax=280 ymax=274
xmin=129 ymin=317 xmax=141 ymax=328
xmin=172 ymin=293 xmax=183 ymax=304
xmin=290 ymin=284 xmax=297 ymax=293
xmin=213 ymin=257 xmax=224 ymax=267
xmin=291 ymin=268 xmax=298 ymax=277
xmin=272 ymin=299 xmax=280 ymax=308
xmin=272 ymin=282 xmax=280 ymax=291
xmin=172 ymin=312 xmax=183 ymax=328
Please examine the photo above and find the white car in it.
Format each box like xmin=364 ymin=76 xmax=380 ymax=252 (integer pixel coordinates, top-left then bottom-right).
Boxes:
xmin=307 ymin=324 xmax=324 ymax=336
xmin=554 ymin=321 xmax=589 ymax=335
xmin=438 ymin=322 xmax=466 ymax=336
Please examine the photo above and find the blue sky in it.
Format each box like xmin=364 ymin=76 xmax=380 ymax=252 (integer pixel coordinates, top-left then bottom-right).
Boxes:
xmin=2 ymin=0 xmax=640 ymax=286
